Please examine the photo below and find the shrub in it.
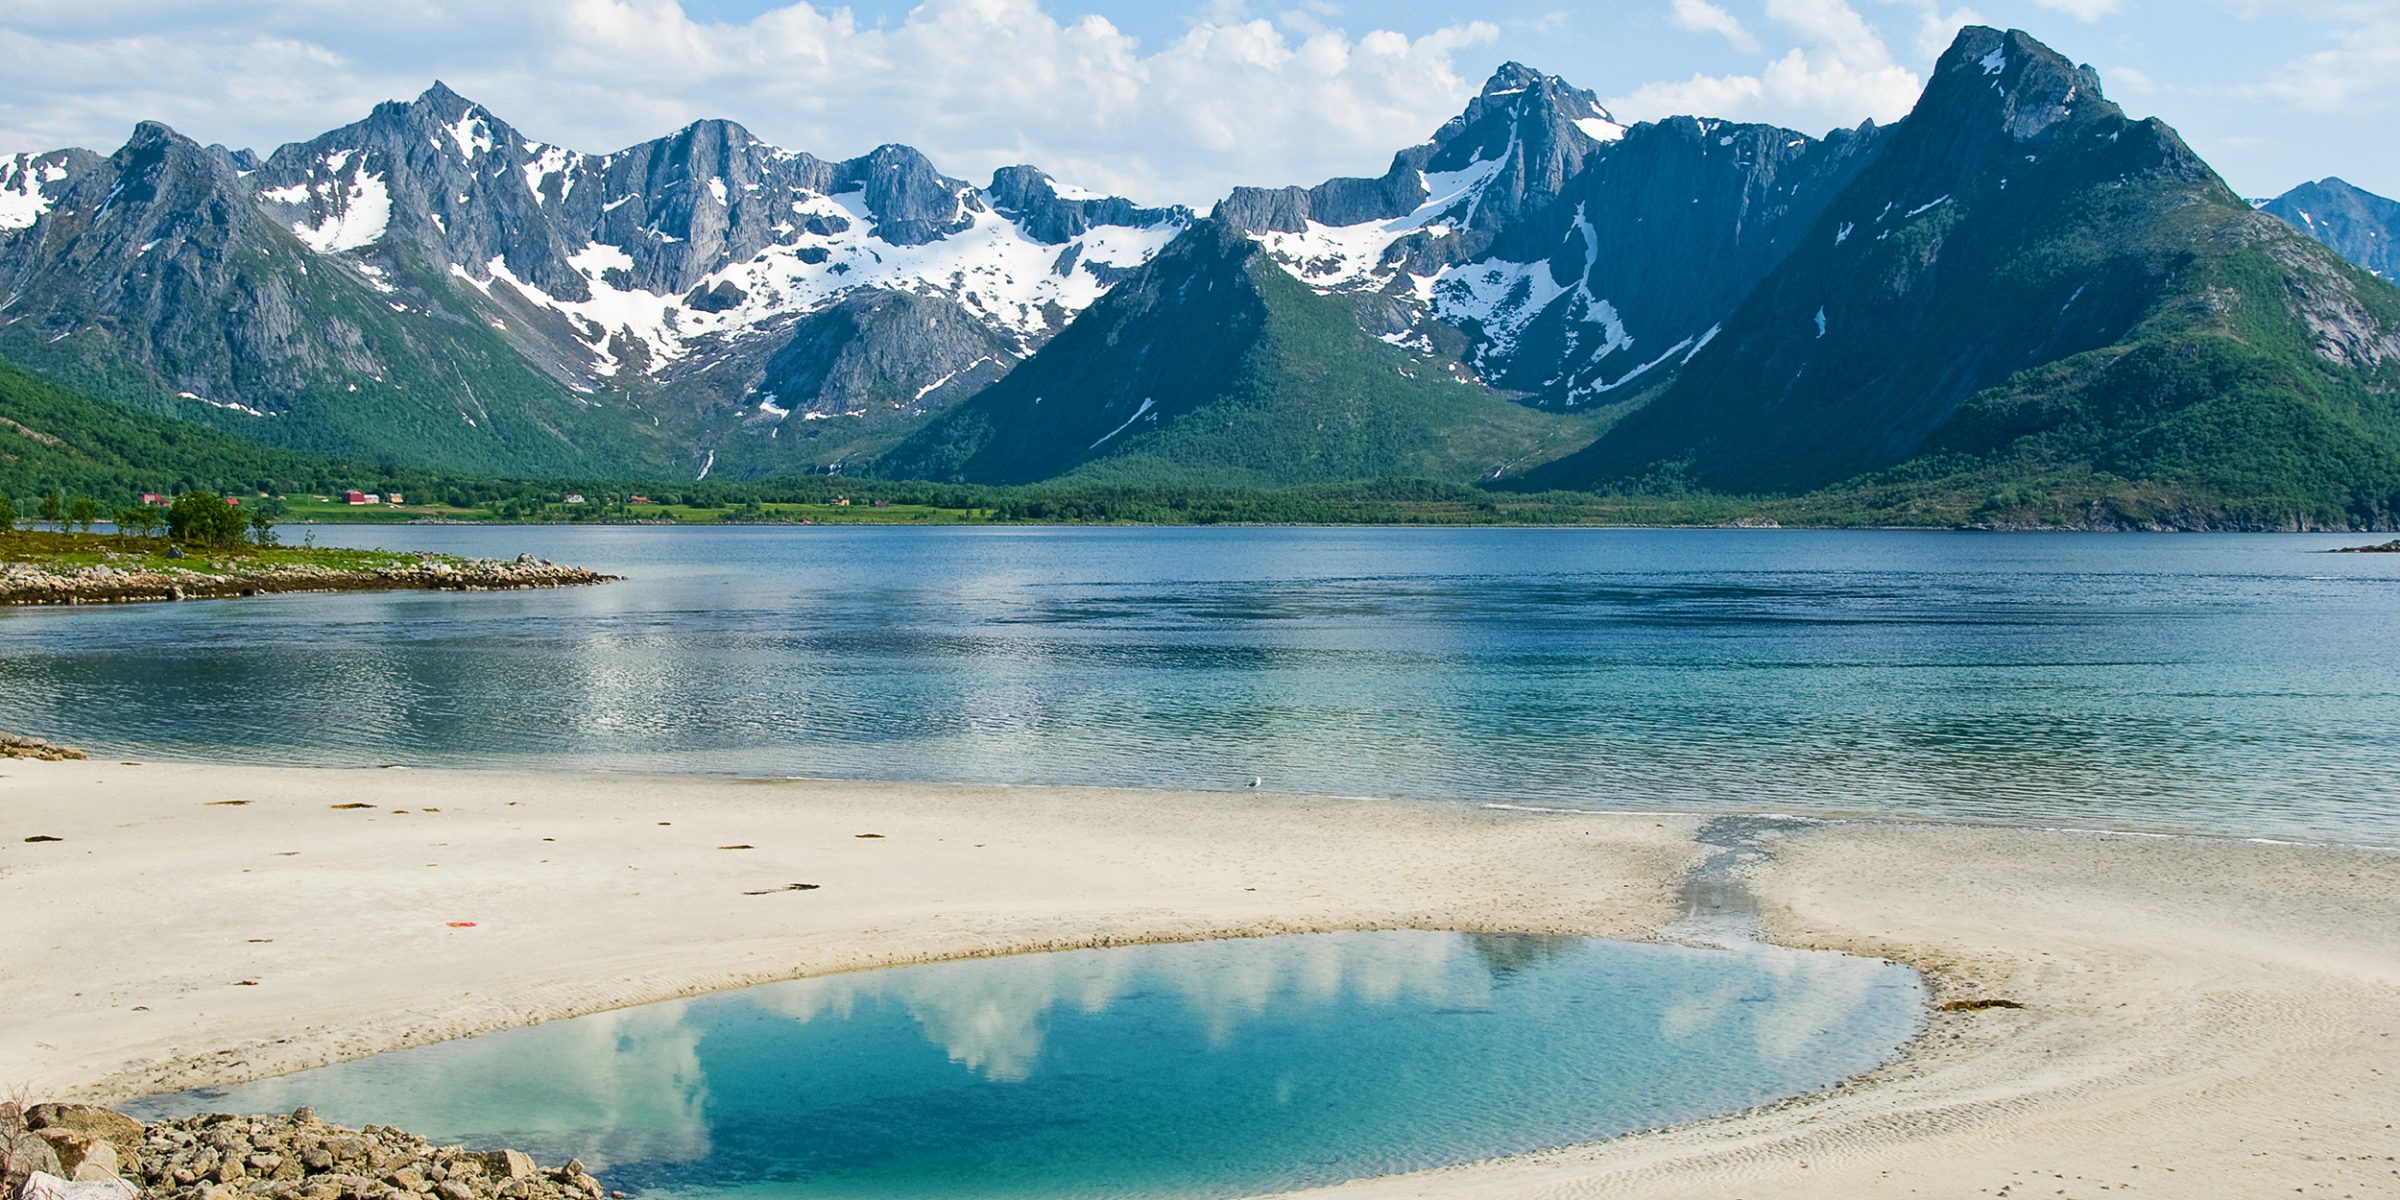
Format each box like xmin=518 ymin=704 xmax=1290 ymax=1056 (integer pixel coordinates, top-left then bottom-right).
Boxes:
xmin=166 ymin=491 xmax=251 ymax=546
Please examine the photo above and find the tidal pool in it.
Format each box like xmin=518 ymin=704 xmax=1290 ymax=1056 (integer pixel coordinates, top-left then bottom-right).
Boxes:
xmin=130 ymin=932 xmax=1924 ymax=1199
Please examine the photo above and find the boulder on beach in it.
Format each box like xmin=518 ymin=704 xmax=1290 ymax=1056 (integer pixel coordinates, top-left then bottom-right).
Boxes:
xmin=0 ymin=734 xmax=87 ymax=761
xmin=14 ymin=1172 xmax=135 ymax=1200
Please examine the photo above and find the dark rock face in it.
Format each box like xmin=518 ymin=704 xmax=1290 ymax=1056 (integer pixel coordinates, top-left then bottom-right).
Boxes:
xmin=0 ymin=149 xmax=105 ymax=248
xmin=2262 ymin=178 xmax=2400 ymax=281
xmin=985 ymin=165 xmax=1184 ymax=244
xmin=749 ymin=289 xmax=1018 ymax=427
xmin=0 ymin=122 xmax=369 ymax=403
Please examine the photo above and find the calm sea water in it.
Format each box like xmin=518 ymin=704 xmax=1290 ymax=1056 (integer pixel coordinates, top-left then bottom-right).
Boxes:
xmin=4 ymin=526 xmax=2397 ymax=844
xmin=125 ymin=931 xmax=1924 ymax=1200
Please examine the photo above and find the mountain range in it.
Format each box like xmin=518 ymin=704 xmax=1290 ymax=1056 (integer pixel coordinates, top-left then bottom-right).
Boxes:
xmin=3 ymin=25 xmax=2398 ymax=527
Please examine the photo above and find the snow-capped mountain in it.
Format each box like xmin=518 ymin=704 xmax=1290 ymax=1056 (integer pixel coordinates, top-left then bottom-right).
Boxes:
xmin=0 ymin=84 xmax=1188 ymax=476
xmin=887 ymin=25 xmax=2400 ymax=522
xmin=1216 ymin=63 xmax=1878 ymax=409
xmin=5 ymin=28 xmax=2397 ymax=514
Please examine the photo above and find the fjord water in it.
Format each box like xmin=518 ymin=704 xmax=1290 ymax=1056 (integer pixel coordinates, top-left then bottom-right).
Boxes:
xmin=126 ymin=932 xmax=1924 ymax=1199
xmin=5 ymin=526 xmax=2397 ymax=844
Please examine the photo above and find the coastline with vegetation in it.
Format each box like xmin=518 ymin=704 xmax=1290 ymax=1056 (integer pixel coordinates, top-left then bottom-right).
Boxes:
xmin=0 ymin=490 xmax=612 ymax=607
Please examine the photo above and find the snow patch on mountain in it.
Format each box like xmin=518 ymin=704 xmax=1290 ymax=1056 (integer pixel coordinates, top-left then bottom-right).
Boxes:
xmin=1251 ymin=152 xmax=1510 ymax=290
xmin=0 ymin=153 xmax=70 ymax=231
xmin=522 ymin=143 xmax=578 ymax=204
xmin=1429 ymin=258 xmax=1570 ymax=359
xmin=1573 ymin=116 xmax=1627 ymax=143
xmin=915 ymin=355 xmax=998 ymax=400
xmin=448 ymin=111 xmax=494 ymax=160
xmin=177 ymin=390 xmax=277 ymax=417
xmin=288 ymin=171 xmax=392 ymax=253
xmin=449 ymin=182 xmax=1183 ymax=376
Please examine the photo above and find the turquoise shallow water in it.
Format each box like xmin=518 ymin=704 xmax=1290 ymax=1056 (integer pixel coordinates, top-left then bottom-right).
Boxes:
xmin=4 ymin=526 xmax=2397 ymax=843
xmin=124 ymin=932 xmax=1925 ymax=1199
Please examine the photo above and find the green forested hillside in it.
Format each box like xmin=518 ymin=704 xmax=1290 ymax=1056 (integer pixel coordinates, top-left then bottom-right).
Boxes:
xmin=0 ymin=357 xmax=349 ymax=498
xmin=877 ymin=222 xmax=1600 ymax=487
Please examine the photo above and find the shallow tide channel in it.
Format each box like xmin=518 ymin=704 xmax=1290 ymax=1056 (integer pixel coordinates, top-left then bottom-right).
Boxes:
xmin=129 ymin=932 xmax=1924 ymax=1200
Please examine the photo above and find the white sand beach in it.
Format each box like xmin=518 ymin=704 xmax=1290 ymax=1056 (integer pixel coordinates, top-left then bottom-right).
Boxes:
xmin=3 ymin=760 xmax=2395 ymax=1199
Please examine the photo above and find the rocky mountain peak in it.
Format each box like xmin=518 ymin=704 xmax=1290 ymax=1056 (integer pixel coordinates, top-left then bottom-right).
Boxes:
xmin=1919 ymin=27 xmax=2115 ymax=142
xmin=1432 ymin=63 xmax=1619 ymax=169
xmin=984 ymin=165 xmax=1190 ymax=245
xmin=2263 ymin=176 xmax=2400 ymax=280
xmin=1481 ymin=62 xmax=1547 ymax=95
xmin=412 ymin=81 xmax=478 ymax=121
xmin=855 ymin=143 xmax=972 ymax=245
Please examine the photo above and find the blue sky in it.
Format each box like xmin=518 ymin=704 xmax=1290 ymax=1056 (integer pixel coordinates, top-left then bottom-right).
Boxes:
xmin=3 ymin=1 xmax=2393 ymax=205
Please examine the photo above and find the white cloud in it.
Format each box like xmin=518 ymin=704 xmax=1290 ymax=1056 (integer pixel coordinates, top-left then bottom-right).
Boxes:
xmin=1879 ymin=0 xmax=1988 ymax=61
xmin=1670 ymin=0 xmax=1763 ymax=54
xmin=1611 ymin=0 xmax=1924 ymax=131
xmin=2030 ymin=0 xmax=2122 ymax=21
xmin=0 ymin=0 xmax=1502 ymax=208
xmin=2239 ymin=10 xmax=2400 ymax=114
xmin=2108 ymin=65 xmax=2158 ymax=93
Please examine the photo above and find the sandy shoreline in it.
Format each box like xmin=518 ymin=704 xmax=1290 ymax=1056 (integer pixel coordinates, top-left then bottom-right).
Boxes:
xmin=4 ymin=761 xmax=2396 ymax=1198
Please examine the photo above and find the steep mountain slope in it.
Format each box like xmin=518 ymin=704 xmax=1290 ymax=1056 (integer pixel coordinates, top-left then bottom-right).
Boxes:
xmin=0 ymin=85 xmax=1188 ymax=477
xmin=1218 ymin=65 xmax=1883 ymax=410
xmin=876 ymin=221 xmax=1596 ymax=487
xmin=0 ymin=122 xmax=679 ymax=477
xmin=0 ymin=355 xmax=346 ymax=498
xmin=1517 ymin=27 xmax=2400 ymax=527
xmin=2262 ymin=178 xmax=2400 ymax=280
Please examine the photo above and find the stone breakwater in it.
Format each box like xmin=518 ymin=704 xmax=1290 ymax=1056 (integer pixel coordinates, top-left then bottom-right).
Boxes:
xmin=5 ymin=1104 xmax=610 ymax=1200
xmin=0 ymin=557 xmax=615 ymax=607
xmin=0 ymin=733 xmax=85 ymax=761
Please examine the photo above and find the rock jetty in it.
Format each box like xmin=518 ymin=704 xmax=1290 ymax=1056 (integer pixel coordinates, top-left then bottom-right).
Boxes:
xmin=4 ymin=1104 xmax=610 ymax=1200
xmin=2332 ymin=539 xmax=2400 ymax=553
xmin=0 ymin=733 xmax=85 ymax=761
xmin=0 ymin=556 xmax=613 ymax=607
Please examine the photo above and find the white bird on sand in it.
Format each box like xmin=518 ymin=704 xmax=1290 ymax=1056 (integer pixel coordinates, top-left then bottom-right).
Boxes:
xmin=1249 ymin=776 xmax=1262 ymax=788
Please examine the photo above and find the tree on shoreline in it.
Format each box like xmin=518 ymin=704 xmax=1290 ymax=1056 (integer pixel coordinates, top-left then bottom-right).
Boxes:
xmin=116 ymin=505 xmax=163 ymax=539
xmin=166 ymin=491 xmax=250 ymax=546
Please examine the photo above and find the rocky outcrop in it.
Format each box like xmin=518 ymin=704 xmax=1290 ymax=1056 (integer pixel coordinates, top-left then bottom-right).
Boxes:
xmin=3 ymin=1105 xmax=607 ymax=1200
xmin=2334 ymin=539 xmax=2400 ymax=553
xmin=0 ymin=733 xmax=86 ymax=760
xmin=0 ymin=554 xmax=614 ymax=607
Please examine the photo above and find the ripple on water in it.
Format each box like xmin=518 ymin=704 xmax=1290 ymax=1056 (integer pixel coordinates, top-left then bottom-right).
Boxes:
xmin=4 ymin=527 xmax=2398 ymax=844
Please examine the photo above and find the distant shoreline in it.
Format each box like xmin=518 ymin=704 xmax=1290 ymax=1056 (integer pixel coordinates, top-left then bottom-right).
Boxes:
xmin=0 ymin=529 xmax=614 ymax=607
xmin=2 ymin=761 xmax=2392 ymax=1198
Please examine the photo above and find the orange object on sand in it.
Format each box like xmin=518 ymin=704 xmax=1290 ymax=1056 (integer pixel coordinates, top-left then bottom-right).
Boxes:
xmin=446 ymin=921 xmax=478 ymax=928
